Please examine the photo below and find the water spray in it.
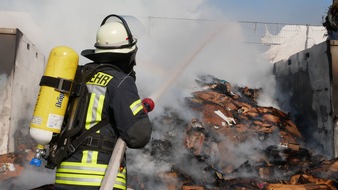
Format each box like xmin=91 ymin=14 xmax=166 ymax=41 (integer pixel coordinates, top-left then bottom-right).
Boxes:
xmin=150 ymin=24 xmax=226 ymax=102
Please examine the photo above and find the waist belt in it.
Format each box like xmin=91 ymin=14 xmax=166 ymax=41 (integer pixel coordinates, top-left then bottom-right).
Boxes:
xmin=81 ymin=135 xmax=116 ymax=153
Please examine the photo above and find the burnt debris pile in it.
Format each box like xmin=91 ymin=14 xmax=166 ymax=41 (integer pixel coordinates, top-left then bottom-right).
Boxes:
xmin=128 ymin=75 xmax=338 ymax=190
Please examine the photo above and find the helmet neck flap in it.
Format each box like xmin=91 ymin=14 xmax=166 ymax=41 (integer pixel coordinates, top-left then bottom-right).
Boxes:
xmin=81 ymin=46 xmax=137 ymax=75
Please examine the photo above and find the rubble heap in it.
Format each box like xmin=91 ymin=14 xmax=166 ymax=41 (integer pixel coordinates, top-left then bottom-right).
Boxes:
xmin=128 ymin=75 xmax=338 ymax=190
xmin=0 ymin=134 xmax=35 ymax=181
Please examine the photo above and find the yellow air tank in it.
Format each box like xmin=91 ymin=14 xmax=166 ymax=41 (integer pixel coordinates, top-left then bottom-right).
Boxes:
xmin=30 ymin=46 xmax=78 ymax=148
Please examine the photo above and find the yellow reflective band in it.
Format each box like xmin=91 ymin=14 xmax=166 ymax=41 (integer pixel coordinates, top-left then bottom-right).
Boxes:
xmin=81 ymin=150 xmax=98 ymax=164
xmin=91 ymin=151 xmax=98 ymax=164
xmin=55 ymin=173 xmax=103 ymax=186
xmin=113 ymin=184 xmax=127 ymax=190
xmin=116 ymin=177 xmax=126 ymax=184
xmin=87 ymin=72 xmax=113 ymax=86
xmin=129 ymin=99 xmax=143 ymax=115
xmin=82 ymin=150 xmax=88 ymax=163
xmin=97 ymin=95 xmax=104 ymax=119
xmin=60 ymin=161 xmax=108 ymax=168
xmin=117 ymin=173 xmax=126 ymax=179
xmin=57 ymin=162 xmax=107 ymax=175
xmin=96 ymin=94 xmax=105 ymax=133
xmin=86 ymin=93 xmax=96 ymax=130
xmin=113 ymin=167 xmax=127 ymax=189
xmin=57 ymin=168 xmax=105 ymax=175
xmin=117 ymin=168 xmax=126 ymax=178
xmin=56 ymin=167 xmax=126 ymax=189
xmin=114 ymin=168 xmax=127 ymax=189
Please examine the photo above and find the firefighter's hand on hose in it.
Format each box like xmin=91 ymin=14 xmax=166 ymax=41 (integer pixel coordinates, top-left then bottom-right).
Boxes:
xmin=142 ymin=98 xmax=155 ymax=113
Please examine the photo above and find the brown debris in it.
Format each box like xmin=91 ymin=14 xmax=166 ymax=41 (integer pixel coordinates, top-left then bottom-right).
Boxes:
xmin=189 ymin=81 xmax=301 ymax=144
xmin=182 ymin=185 xmax=205 ymax=190
xmin=239 ymin=86 xmax=260 ymax=102
xmin=267 ymin=174 xmax=337 ymax=190
xmin=185 ymin=119 xmax=206 ymax=155
xmin=328 ymin=159 xmax=338 ymax=172
xmin=158 ymin=172 xmax=180 ymax=190
xmin=267 ymin=184 xmax=333 ymax=190
xmin=0 ymin=150 xmax=34 ymax=181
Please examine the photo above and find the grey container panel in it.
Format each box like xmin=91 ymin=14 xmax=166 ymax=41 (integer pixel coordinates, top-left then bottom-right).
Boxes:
xmin=0 ymin=28 xmax=17 ymax=75
xmin=274 ymin=40 xmax=335 ymax=157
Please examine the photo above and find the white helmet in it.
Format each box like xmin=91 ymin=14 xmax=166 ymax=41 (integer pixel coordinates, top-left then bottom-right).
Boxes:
xmin=94 ymin=15 xmax=137 ymax=54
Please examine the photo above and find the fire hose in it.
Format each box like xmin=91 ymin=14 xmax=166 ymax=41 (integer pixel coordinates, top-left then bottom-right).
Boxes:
xmin=100 ymin=138 xmax=126 ymax=190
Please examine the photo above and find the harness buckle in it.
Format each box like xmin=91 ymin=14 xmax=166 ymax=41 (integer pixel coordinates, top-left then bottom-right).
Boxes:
xmin=57 ymin=77 xmax=73 ymax=94
xmin=68 ymin=143 xmax=76 ymax=153
xmin=86 ymin=136 xmax=93 ymax=146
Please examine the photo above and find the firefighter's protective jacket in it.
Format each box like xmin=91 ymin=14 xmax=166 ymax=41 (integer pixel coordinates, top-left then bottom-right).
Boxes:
xmin=55 ymin=63 xmax=152 ymax=189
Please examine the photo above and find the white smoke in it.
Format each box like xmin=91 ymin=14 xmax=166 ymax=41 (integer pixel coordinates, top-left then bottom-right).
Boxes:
xmin=0 ymin=164 xmax=55 ymax=189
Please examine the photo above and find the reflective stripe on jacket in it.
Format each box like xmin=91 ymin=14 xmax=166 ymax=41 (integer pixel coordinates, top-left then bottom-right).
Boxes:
xmin=56 ymin=158 xmax=126 ymax=189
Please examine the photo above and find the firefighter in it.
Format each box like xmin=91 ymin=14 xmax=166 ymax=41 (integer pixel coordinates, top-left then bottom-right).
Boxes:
xmin=54 ymin=14 xmax=153 ymax=190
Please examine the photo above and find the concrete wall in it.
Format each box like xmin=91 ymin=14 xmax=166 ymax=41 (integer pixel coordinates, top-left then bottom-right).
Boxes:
xmin=274 ymin=40 xmax=338 ymax=158
xmin=0 ymin=28 xmax=45 ymax=155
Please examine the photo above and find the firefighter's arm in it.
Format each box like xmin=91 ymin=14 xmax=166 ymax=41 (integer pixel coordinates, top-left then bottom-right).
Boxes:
xmin=125 ymin=116 xmax=152 ymax=148
xmin=112 ymin=76 xmax=153 ymax=149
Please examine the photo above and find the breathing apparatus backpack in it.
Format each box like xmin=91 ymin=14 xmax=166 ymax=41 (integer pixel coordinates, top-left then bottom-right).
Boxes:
xmin=44 ymin=63 xmax=115 ymax=169
xmin=28 ymin=46 xmax=120 ymax=169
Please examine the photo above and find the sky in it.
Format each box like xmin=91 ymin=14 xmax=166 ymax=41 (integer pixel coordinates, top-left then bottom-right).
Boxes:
xmin=0 ymin=1 xmax=333 ymax=23
xmin=206 ymin=0 xmax=332 ymax=25
xmin=0 ymin=0 xmax=335 ymax=189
